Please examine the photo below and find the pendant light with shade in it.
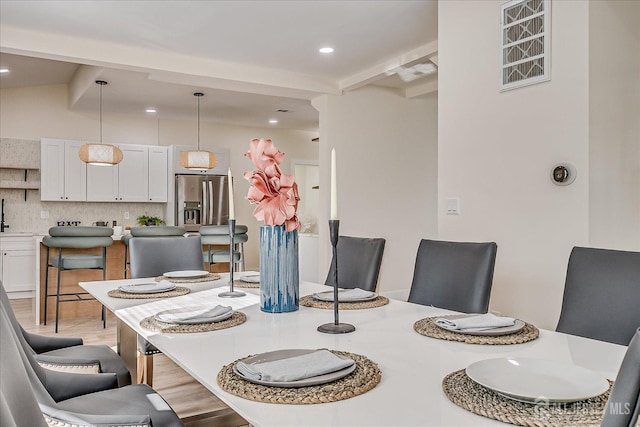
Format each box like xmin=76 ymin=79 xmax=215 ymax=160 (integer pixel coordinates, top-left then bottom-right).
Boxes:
xmin=180 ymin=92 xmax=217 ymax=170
xmin=78 ymin=80 xmax=124 ymax=166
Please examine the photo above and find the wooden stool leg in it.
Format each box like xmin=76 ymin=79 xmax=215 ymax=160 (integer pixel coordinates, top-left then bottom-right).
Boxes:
xmin=137 ymin=353 xmax=154 ymax=386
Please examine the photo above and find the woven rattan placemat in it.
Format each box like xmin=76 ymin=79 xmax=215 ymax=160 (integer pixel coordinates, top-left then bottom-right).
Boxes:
xmin=140 ymin=311 xmax=246 ymax=333
xmin=107 ymin=286 xmax=191 ymax=299
xmin=217 ymin=350 xmax=381 ymax=404
xmin=442 ymin=369 xmax=611 ymax=427
xmin=413 ymin=315 xmax=539 ymax=345
xmin=154 ymin=273 xmax=221 ymax=283
xmin=300 ymin=295 xmax=389 ymax=310
xmin=233 ymin=279 xmax=259 ymax=289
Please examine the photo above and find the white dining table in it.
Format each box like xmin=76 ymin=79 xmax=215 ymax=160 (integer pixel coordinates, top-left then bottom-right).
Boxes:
xmin=81 ymin=275 xmax=628 ymax=427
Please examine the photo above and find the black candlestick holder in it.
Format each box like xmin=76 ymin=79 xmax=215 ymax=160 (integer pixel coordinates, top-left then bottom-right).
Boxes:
xmin=219 ymin=219 xmax=246 ymax=298
xmin=317 ymin=220 xmax=355 ymax=334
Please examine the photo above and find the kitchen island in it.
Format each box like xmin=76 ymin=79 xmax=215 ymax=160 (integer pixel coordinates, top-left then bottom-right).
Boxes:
xmin=34 ymin=234 xmax=231 ymax=325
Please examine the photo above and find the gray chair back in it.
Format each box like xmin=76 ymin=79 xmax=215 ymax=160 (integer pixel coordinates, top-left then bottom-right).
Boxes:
xmin=129 ymin=236 xmax=203 ymax=278
xmin=200 ymin=224 xmax=248 ymax=244
xmin=42 ymin=226 xmax=114 ymax=249
xmin=556 ymin=247 xmax=640 ymax=346
xmin=0 ymin=305 xmax=48 ymax=427
xmin=601 ymin=328 xmax=640 ymax=427
xmin=408 ymin=239 xmax=497 ymax=313
xmin=324 ymin=236 xmax=386 ymax=292
xmin=130 ymin=226 xmax=186 ymax=238
xmin=122 ymin=226 xmax=187 ymax=278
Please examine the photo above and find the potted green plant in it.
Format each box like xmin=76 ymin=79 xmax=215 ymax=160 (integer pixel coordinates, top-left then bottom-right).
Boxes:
xmin=136 ymin=215 xmax=164 ymax=226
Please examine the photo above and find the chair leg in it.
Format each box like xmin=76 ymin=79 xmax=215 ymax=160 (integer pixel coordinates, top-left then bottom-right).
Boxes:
xmin=43 ymin=247 xmax=50 ymax=325
xmin=54 ymin=249 xmax=63 ymax=333
xmin=123 ymin=245 xmax=128 ymax=279
xmin=137 ymin=353 xmax=154 ymax=386
xmin=102 ymin=247 xmax=107 ymax=329
xmin=240 ymin=242 xmax=246 ymax=272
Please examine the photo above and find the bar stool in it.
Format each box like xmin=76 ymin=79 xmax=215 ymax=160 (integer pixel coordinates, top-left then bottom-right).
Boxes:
xmin=200 ymin=225 xmax=248 ymax=272
xmin=42 ymin=226 xmax=114 ymax=333
xmin=122 ymin=226 xmax=186 ymax=278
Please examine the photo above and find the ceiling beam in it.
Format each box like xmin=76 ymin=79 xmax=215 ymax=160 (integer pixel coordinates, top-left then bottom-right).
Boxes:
xmin=338 ymin=41 xmax=438 ymax=93
xmin=0 ymin=25 xmax=340 ymax=100
xmin=68 ymin=65 xmax=103 ymax=108
xmin=404 ymin=80 xmax=438 ymax=98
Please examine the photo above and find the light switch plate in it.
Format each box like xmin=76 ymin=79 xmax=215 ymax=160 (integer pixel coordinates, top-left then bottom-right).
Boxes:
xmin=124 ymin=211 xmax=130 ymax=220
xmin=445 ymin=198 xmax=460 ymax=215
xmin=40 ymin=210 xmax=49 ymax=219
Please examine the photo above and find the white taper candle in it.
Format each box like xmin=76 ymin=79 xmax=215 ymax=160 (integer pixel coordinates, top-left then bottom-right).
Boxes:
xmin=228 ymin=168 xmax=235 ymax=220
xmin=330 ymin=148 xmax=338 ymax=220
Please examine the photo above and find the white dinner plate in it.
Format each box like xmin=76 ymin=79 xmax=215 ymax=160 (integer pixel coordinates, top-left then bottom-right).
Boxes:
xmin=118 ymin=282 xmax=176 ymax=294
xmin=312 ymin=290 xmax=377 ymax=302
xmin=434 ymin=314 xmax=526 ymax=336
xmin=233 ymin=349 xmax=356 ymax=388
xmin=154 ymin=306 xmax=234 ymax=325
xmin=239 ymin=274 xmax=260 ymax=283
xmin=163 ymin=270 xmax=210 ymax=279
xmin=466 ymin=357 xmax=610 ymax=403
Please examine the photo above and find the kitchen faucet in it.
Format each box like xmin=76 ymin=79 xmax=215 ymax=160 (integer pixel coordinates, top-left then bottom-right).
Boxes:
xmin=1 ymin=198 xmax=9 ymax=232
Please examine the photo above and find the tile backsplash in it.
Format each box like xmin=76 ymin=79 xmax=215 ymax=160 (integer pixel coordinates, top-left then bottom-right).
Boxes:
xmin=1 ymin=138 xmax=164 ymax=235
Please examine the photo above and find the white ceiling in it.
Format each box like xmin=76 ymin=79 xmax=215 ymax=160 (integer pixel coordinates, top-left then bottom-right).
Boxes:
xmin=0 ymin=0 xmax=438 ymax=131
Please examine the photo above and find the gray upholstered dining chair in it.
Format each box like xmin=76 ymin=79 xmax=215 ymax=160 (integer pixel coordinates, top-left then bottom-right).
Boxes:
xmin=324 ymin=236 xmax=386 ymax=292
xmin=122 ymin=226 xmax=186 ymax=278
xmin=1 ymin=305 xmax=48 ymax=427
xmin=129 ymin=235 xmax=203 ymax=385
xmin=408 ymin=239 xmax=498 ymax=313
xmin=129 ymin=235 xmax=203 ymax=279
xmin=601 ymin=327 xmax=640 ymax=427
xmin=0 ymin=281 xmax=131 ymax=387
xmin=42 ymin=226 xmax=114 ymax=333
xmin=0 ymin=305 xmax=183 ymax=427
xmin=200 ymin=224 xmax=248 ymax=272
xmin=556 ymin=246 xmax=640 ymax=346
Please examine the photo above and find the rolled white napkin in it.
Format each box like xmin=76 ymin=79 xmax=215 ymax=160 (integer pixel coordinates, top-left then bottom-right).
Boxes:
xmin=119 ymin=280 xmax=176 ymax=294
xmin=435 ymin=313 xmax=516 ymax=331
xmin=313 ymin=288 xmax=376 ymax=302
xmin=155 ymin=305 xmax=232 ymax=323
xmin=236 ymin=349 xmax=355 ymax=382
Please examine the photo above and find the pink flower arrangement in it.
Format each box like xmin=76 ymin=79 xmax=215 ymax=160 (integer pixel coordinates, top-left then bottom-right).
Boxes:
xmin=244 ymin=138 xmax=300 ymax=232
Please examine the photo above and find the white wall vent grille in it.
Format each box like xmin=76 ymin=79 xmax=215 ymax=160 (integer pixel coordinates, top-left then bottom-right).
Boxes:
xmin=500 ymin=0 xmax=550 ymax=91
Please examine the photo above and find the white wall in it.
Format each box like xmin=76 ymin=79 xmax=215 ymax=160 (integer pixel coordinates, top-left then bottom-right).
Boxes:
xmin=588 ymin=0 xmax=640 ymax=250
xmin=438 ymin=0 xmax=591 ymax=330
xmin=0 ymin=84 xmax=318 ymax=270
xmin=314 ymin=86 xmax=438 ymax=289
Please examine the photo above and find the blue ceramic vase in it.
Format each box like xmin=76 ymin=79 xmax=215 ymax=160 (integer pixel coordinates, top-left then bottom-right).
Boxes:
xmin=259 ymin=225 xmax=299 ymax=312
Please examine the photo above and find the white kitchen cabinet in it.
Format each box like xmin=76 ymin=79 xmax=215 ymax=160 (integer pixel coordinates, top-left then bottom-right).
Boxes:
xmin=0 ymin=235 xmax=36 ymax=298
xmin=86 ymin=161 xmax=118 ymax=201
xmin=40 ymin=139 xmax=87 ymax=201
xmin=148 ymin=146 xmax=168 ymax=202
xmin=118 ymin=145 xmax=149 ymax=201
xmin=43 ymin=139 xmax=166 ymax=203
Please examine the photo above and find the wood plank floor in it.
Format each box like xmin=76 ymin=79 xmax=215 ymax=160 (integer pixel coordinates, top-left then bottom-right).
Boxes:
xmin=10 ymin=298 xmax=248 ymax=427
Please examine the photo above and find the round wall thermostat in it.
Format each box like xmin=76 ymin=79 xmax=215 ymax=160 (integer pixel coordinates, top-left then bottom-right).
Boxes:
xmin=550 ymin=162 xmax=577 ymax=186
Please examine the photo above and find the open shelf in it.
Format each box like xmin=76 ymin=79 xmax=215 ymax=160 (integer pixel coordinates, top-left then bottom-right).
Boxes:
xmin=0 ymin=166 xmax=40 ymax=201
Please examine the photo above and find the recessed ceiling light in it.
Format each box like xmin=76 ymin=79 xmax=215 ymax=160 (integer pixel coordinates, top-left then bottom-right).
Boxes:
xmin=319 ymin=47 xmax=334 ymax=54
xmin=145 ymin=108 xmax=157 ymax=113
xmin=0 ymin=68 xmax=9 ymax=74
xmin=269 ymin=119 xmax=278 ymax=124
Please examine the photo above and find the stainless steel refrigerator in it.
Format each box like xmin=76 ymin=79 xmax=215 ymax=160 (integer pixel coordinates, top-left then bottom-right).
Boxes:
xmin=175 ymin=174 xmax=229 ymax=232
